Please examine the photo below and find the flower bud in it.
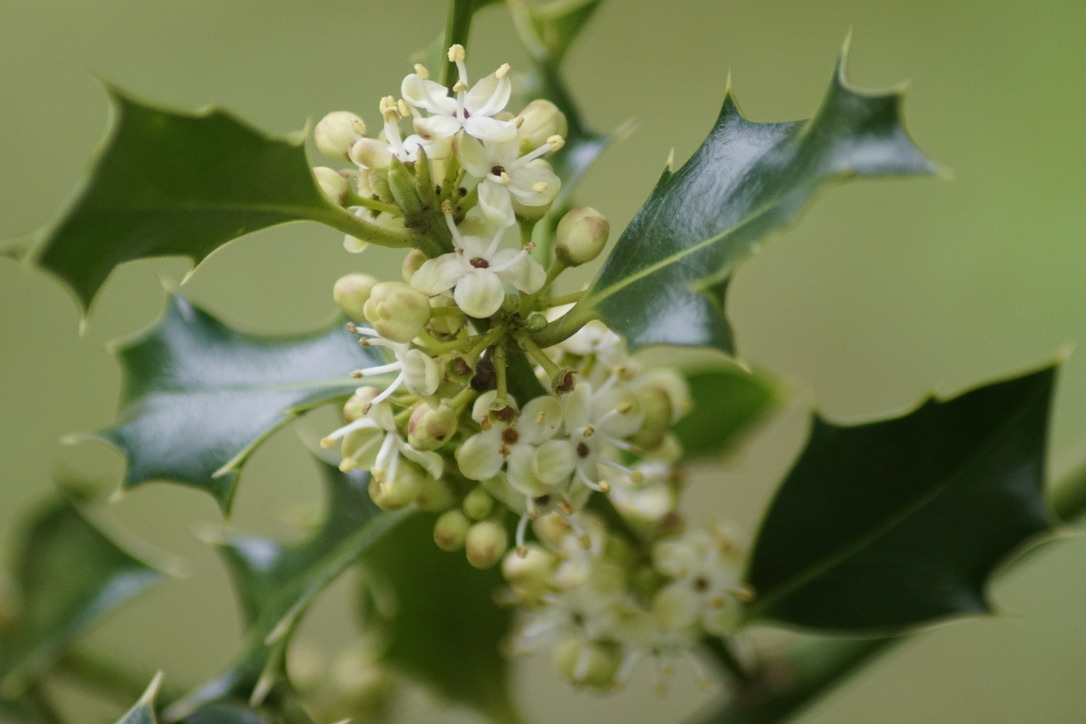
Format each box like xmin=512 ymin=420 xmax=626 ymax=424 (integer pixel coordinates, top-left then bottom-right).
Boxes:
xmin=555 ymin=207 xmax=610 ymax=266
xmin=525 ymin=312 xmax=548 ymax=332
xmin=388 ymin=160 xmax=423 ymax=214
xmin=501 ymin=544 xmax=556 ymax=602
xmin=462 ymin=485 xmax=495 ymax=520
xmin=427 ymin=296 xmax=465 ymax=338
xmin=315 ymin=111 xmax=367 ymax=161
xmin=407 ymin=404 xmax=457 ymax=451
xmin=369 ymin=463 xmax=423 ymax=510
xmin=517 ymin=100 xmax=568 ymax=154
xmin=313 ymin=166 xmax=350 ymax=206
xmin=333 ymin=273 xmax=379 ymax=322
xmin=415 ymin=474 xmax=456 ymax=512
xmin=363 ymin=282 xmax=431 ymax=343
xmin=552 ymin=636 xmax=620 ymax=689
xmin=465 ymin=520 xmax=508 ymax=569
xmin=433 ymin=509 xmax=471 ymax=551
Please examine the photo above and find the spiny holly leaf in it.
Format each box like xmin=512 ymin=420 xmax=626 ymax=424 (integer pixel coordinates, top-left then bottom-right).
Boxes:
xmin=673 ymin=365 xmax=779 ymax=458
xmin=89 ymin=295 xmax=381 ymax=512
xmin=743 ymin=366 xmax=1057 ymax=631
xmin=360 ymin=513 xmax=521 ymax=724
xmin=164 ymin=460 xmax=401 ymax=720
xmin=561 ymin=52 xmax=936 ymax=353
xmin=114 ymin=673 xmax=163 ymax=724
xmin=0 ymin=496 xmax=166 ymax=695
xmin=30 ymin=86 xmax=350 ymax=311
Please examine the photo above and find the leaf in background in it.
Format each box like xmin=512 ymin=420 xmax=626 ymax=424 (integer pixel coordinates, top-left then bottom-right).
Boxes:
xmin=115 ymin=673 xmax=163 ymax=724
xmin=0 ymin=497 xmax=166 ymax=695
xmin=556 ymin=52 xmax=936 ymax=353
xmin=30 ymin=86 xmax=346 ymax=311
xmin=89 ymin=295 xmax=381 ymax=512
xmin=164 ymin=460 xmax=401 ymax=720
xmin=744 ymin=366 xmax=1057 ymax=631
xmin=673 ymin=365 xmax=779 ymax=458
xmin=360 ymin=513 xmax=521 ymax=724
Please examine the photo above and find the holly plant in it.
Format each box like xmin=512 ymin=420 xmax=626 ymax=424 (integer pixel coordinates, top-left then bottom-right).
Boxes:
xmin=1 ymin=1 xmax=1081 ymax=723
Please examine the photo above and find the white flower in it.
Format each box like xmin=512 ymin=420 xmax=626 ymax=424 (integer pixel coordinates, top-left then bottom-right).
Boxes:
xmin=409 ymin=215 xmax=545 ymax=318
xmin=345 ymin=324 xmax=440 ymax=405
xmin=651 ymin=526 xmax=746 ymax=636
xmin=457 ymin=135 xmax=563 ymax=228
xmin=401 ymin=45 xmax=517 ymax=145
xmin=562 ymin=376 xmax=645 ymax=494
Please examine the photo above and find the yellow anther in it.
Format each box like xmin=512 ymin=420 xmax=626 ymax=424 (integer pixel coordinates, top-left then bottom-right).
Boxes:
xmin=350 ymin=370 xmax=363 ymax=378
xmin=616 ymin=401 xmax=633 ymax=414
xmin=577 ymin=534 xmax=591 ymax=549
xmin=583 ymin=424 xmax=596 ymax=438
xmin=413 ymin=63 xmax=429 ymax=79
xmin=320 ymin=437 xmax=336 ymax=449
xmin=495 ymin=63 xmax=511 ymax=79
xmin=629 ymin=470 xmax=644 ymax=485
xmin=536 ymin=411 xmax=546 ymax=425
xmin=598 ymin=480 xmax=611 ymax=493
xmin=547 ymin=134 xmax=566 ymax=151
xmin=532 ymin=181 xmax=549 ymax=192
xmin=448 ymin=44 xmax=466 ymax=63
xmin=452 ymin=80 xmax=469 ymax=93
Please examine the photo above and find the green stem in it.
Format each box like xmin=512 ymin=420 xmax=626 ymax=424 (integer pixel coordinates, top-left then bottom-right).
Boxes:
xmin=344 ymin=191 xmax=401 ymax=217
xmin=696 ymin=458 xmax=1086 ymax=724
xmin=537 ymin=289 xmax=585 ymax=310
xmin=531 ymin=297 xmax=598 ymax=348
xmin=310 ymin=204 xmax=414 ymax=248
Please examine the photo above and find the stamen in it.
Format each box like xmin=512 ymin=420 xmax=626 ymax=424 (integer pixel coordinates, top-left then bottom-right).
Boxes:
xmin=413 ymin=63 xmax=429 ymax=79
xmin=515 ymin=511 xmax=531 ymax=556
xmin=495 ymin=63 xmax=510 ymax=79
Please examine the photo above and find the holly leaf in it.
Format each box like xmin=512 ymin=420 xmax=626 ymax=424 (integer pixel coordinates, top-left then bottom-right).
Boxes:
xmin=360 ymin=513 xmax=521 ymax=724
xmin=673 ymin=365 xmax=779 ymax=458
xmin=88 ymin=295 xmax=382 ymax=512
xmin=164 ymin=460 xmax=401 ymax=720
xmin=560 ymin=52 xmax=936 ymax=353
xmin=743 ymin=366 xmax=1057 ymax=631
xmin=29 ymin=87 xmax=352 ymax=312
xmin=0 ymin=496 xmax=166 ymax=695
xmin=115 ymin=674 xmax=163 ymax=724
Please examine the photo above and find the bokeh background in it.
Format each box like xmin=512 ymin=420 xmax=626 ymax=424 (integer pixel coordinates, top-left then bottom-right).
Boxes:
xmin=3 ymin=1 xmax=1086 ymax=722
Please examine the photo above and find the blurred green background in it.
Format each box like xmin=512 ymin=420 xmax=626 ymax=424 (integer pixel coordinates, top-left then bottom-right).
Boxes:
xmin=3 ymin=1 xmax=1086 ymax=721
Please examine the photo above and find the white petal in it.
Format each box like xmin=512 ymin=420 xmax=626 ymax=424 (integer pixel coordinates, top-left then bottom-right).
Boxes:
xmin=410 ymin=254 xmax=464 ymax=295
xmin=456 ymin=432 xmax=505 ymax=481
xmin=454 ymin=268 xmax=505 ymax=318
xmin=463 ymin=115 xmax=517 ymax=142
xmin=506 ymin=445 xmax=551 ymax=497
xmin=401 ymin=445 xmax=445 ymax=480
xmin=495 ymin=251 xmax=546 ymax=294
xmin=463 ymin=72 xmax=511 ymax=117
xmin=508 ymin=162 xmax=561 ymax=206
xmin=414 ymin=114 xmax=462 ymax=142
xmin=401 ymin=75 xmax=456 ymax=115
xmin=531 ymin=440 xmax=577 ymax=487
xmin=520 ymin=396 xmax=563 ymax=442
xmin=401 ymin=349 xmax=440 ymax=396
xmin=455 ymin=134 xmax=492 ymax=177
xmin=478 ymin=181 xmax=515 ymax=228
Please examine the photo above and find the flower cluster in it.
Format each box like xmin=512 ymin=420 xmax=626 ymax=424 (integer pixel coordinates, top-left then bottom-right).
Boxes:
xmin=314 ymin=46 xmax=751 ymax=689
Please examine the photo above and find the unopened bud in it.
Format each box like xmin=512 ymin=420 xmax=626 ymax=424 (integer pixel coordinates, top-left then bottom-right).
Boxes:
xmin=555 ymin=207 xmax=610 ymax=266
xmin=517 ymin=100 xmax=568 ymax=154
xmin=501 ymin=544 xmax=556 ymax=602
xmin=315 ymin=111 xmax=366 ymax=161
xmin=465 ymin=520 xmax=508 ymax=569
xmin=313 ymin=166 xmax=350 ymax=206
xmin=427 ymin=296 xmax=465 ymax=338
xmin=369 ymin=463 xmax=423 ymax=510
xmin=552 ymin=637 xmax=620 ymax=689
xmin=462 ymin=486 xmax=495 ymax=520
xmin=333 ymin=273 xmax=379 ymax=322
xmin=415 ymin=474 xmax=456 ymax=512
xmin=434 ymin=510 xmax=472 ymax=551
xmin=525 ymin=312 xmax=548 ymax=332
xmin=388 ymin=160 xmax=423 ymax=214
xmin=349 ymin=137 xmax=392 ymax=170
xmin=363 ymin=282 xmax=431 ymax=343
xmin=407 ymin=404 xmax=457 ymax=451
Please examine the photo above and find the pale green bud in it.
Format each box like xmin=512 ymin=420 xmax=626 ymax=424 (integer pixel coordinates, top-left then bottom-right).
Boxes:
xmin=349 ymin=137 xmax=392 ymax=169
xmin=333 ymin=273 xmax=379 ymax=322
xmin=327 ymin=647 xmax=394 ymax=719
xmin=427 ymin=296 xmax=465 ymax=338
xmin=462 ymin=485 xmax=495 ymax=521
xmin=465 ymin=520 xmax=508 ymax=569
xmin=415 ymin=474 xmax=456 ymax=512
xmin=369 ymin=462 xmax=423 ymax=510
xmin=315 ymin=111 xmax=366 ymax=161
xmin=407 ymin=404 xmax=457 ymax=451
xmin=501 ymin=544 xmax=556 ymax=602
xmin=555 ymin=207 xmax=610 ymax=266
xmin=313 ymin=166 xmax=350 ymax=206
xmin=525 ymin=312 xmax=548 ymax=332
xmin=363 ymin=282 xmax=431 ymax=343
xmin=388 ymin=159 xmax=423 ymax=214
xmin=552 ymin=636 xmax=620 ymax=689
xmin=434 ymin=509 xmax=471 ymax=551
xmin=517 ymin=100 xmax=568 ymax=154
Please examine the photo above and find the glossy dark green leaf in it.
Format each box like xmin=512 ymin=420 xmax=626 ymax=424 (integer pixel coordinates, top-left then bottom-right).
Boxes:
xmin=90 ymin=295 xmax=381 ymax=511
xmin=30 ymin=87 xmax=356 ymax=311
xmin=360 ymin=513 xmax=521 ymax=724
xmin=673 ymin=365 xmax=779 ymax=458
xmin=164 ymin=460 xmax=401 ymax=720
xmin=553 ymin=53 xmax=936 ymax=353
xmin=0 ymin=497 xmax=165 ymax=695
xmin=115 ymin=673 xmax=163 ymax=724
xmin=744 ymin=366 xmax=1057 ymax=631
